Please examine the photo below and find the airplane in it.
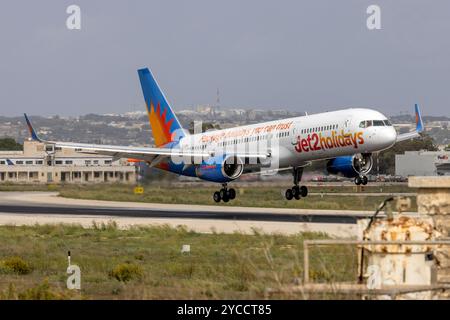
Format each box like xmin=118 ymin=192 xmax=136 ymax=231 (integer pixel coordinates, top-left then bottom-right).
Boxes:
xmin=24 ymin=67 xmax=424 ymax=203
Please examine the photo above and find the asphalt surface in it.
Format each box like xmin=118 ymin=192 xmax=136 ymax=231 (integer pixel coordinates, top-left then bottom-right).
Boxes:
xmin=0 ymin=203 xmax=362 ymax=224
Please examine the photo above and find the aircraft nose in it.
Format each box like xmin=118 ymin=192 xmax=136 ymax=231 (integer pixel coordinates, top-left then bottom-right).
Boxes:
xmin=387 ymin=127 xmax=397 ymax=146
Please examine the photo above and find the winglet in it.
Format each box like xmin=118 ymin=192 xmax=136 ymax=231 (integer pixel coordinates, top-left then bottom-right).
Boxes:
xmin=24 ymin=113 xmax=41 ymax=141
xmin=415 ymin=103 xmax=424 ymax=133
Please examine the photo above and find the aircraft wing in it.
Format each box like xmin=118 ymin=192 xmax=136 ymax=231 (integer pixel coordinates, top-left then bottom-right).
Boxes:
xmin=396 ymin=104 xmax=425 ymax=143
xmin=41 ymin=141 xmax=208 ymax=162
xmin=24 ymin=114 xmax=269 ymax=164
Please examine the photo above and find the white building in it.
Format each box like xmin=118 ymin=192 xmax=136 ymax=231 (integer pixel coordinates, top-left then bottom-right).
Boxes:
xmin=0 ymin=140 xmax=137 ymax=184
xmin=395 ymin=151 xmax=450 ymax=176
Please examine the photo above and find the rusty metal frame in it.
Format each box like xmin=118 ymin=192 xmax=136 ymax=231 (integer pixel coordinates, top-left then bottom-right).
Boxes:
xmin=303 ymin=239 xmax=450 ymax=284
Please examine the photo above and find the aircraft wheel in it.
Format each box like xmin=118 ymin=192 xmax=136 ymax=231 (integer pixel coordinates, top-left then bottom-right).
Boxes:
xmin=222 ymin=194 xmax=230 ymax=203
xmin=285 ymin=189 xmax=293 ymax=200
xmin=292 ymin=185 xmax=300 ymax=198
xmin=220 ymin=189 xmax=227 ymax=199
xmin=354 ymin=176 xmax=362 ymax=185
xmin=361 ymin=176 xmax=368 ymax=185
xmin=228 ymin=188 xmax=236 ymax=200
xmin=300 ymin=186 xmax=308 ymax=197
xmin=213 ymin=191 xmax=221 ymax=203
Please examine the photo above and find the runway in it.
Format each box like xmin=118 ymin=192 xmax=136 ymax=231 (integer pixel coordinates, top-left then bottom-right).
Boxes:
xmin=0 ymin=204 xmax=360 ymax=224
xmin=0 ymin=192 xmax=387 ymax=237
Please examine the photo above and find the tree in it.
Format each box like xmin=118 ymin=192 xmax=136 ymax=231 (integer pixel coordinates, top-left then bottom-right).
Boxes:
xmin=0 ymin=138 xmax=22 ymax=151
xmin=377 ymin=134 xmax=437 ymax=175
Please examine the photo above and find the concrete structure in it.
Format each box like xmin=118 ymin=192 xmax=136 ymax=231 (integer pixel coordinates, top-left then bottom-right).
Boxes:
xmin=362 ymin=215 xmax=436 ymax=299
xmin=409 ymin=177 xmax=450 ymax=297
xmin=0 ymin=140 xmax=136 ymax=184
xmin=395 ymin=151 xmax=450 ymax=176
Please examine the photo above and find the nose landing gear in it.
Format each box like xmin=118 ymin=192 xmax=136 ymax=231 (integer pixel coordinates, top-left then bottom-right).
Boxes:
xmin=285 ymin=167 xmax=308 ymax=201
xmin=213 ymin=184 xmax=236 ymax=203
xmin=353 ymin=154 xmax=371 ymax=186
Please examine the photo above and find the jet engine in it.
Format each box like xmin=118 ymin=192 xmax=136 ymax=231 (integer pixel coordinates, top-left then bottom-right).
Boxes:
xmin=195 ymin=154 xmax=244 ymax=183
xmin=326 ymin=153 xmax=373 ymax=178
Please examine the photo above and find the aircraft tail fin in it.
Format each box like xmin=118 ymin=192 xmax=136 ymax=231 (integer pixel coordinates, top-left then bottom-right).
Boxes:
xmin=138 ymin=68 xmax=187 ymax=147
xmin=415 ymin=103 xmax=424 ymax=133
xmin=396 ymin=103 xmax=425 ymax=142
xmin=24 ymin=113 xmax=42 ymax=142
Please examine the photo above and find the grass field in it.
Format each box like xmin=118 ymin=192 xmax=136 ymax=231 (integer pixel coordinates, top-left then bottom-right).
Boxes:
xmin=57 ymin=184 xmax=416 ymax=212
xmin=0 ymin=224 xmax=357 ymax=300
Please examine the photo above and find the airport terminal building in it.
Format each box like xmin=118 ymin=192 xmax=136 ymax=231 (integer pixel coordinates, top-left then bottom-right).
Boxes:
xmin=0 ymin=140 xmax=137 ymax=184
xmin=395 ymin=151 xmax=450 ymax=176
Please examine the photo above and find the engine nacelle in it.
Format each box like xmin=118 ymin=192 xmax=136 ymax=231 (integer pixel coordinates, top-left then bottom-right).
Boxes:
xmin=326 ymin=154 xmax=373 ymax=178
xmin=195 ymin=154 xmax=244 ymax=183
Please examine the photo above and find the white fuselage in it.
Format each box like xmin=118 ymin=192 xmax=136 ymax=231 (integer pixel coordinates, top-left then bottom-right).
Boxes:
xmin=179 ymin=108 xmax=397 ymax=169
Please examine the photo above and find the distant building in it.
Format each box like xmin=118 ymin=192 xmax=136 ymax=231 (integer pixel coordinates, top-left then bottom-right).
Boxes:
xmin=395 ymin=151 xmax=450 ymax=176
xmin=0 ymin=140 xmax=136 ymax=184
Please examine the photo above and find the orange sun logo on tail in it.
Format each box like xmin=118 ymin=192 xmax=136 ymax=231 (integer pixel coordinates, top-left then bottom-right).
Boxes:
xmin=138 ymin=68 xmax=186 ymax=147
xmin=148 ymin=101 xmax=175 ymax=147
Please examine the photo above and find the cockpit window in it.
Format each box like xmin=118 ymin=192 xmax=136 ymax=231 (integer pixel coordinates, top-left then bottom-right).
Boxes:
xmin=360 ymin=120 xmax=387 ymax=128
xmin=373 ymin=120 xmax=385 ymax=126
xmin=383 ymin=120 xmax=392 ymax=126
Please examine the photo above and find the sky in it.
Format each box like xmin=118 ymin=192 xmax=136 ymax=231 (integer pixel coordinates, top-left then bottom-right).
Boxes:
xmin=0 ymin=0 xmax=449 ymax=117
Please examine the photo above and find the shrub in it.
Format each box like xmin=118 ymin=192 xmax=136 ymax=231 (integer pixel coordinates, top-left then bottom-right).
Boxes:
xmin=92 ymin=220 xmax=118 ymax=231
xmin=0 ymin=256 xmax=32 ymax=275
xmin=18 ymin=279 xmax=70 ymax=300
xmin=46 ymin=184 xmax=59 ymax=191
xmin=109 ymin=263 xmax=143 ymax=282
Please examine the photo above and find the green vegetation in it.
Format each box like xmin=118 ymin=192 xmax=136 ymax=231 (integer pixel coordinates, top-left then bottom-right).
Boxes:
xmin=57 ymin=184 xmax=416 ymax=211
xmin=0 ymin=138 xmax=22 ymax=151
xmin=109 ymin=263 xmax=143 ymax=282
xmin=0 ymin=224 xmax=357 ymax=299
xmin=0 ymin=183 xmax=59 ymax=192
xmin=0 ymin=256 xmax=33 ymax=275
xmin=0 ymin=182 xmax=415 ymax=211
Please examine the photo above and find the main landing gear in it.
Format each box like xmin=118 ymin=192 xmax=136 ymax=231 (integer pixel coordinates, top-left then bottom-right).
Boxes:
xmin=285 ymin=167 xmax=308 ymax=201
xmin=213 ymin=184 xmax=236 ymax=203
xmin=354 ymin=175 xmax=368 ymax=186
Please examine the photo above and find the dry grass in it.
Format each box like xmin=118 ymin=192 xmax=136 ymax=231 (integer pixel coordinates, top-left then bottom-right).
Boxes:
xmin=0 ymin=224 xmax=357 ymax=300
xmin=57 ymin=184 xmax=416 ymax=211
